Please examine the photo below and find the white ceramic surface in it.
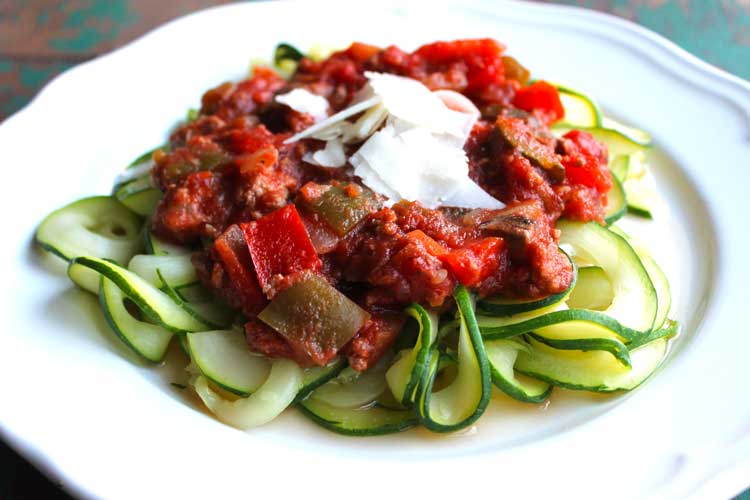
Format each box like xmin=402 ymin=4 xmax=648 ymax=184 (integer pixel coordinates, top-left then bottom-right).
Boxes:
xmin=1 ymin=1 xmax=749 ymax=499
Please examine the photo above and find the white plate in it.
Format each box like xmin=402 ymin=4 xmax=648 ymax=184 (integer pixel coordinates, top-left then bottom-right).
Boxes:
xmin=1 ymin=1 xmax=749 ymax=499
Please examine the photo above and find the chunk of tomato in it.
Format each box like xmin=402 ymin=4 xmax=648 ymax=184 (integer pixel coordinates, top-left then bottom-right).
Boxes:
xmin=440 ymin=237 xmax=505 ymax=287
xmin=560 ymin=130 xmax=612 ymax=196
xmin=414 ymin=38 xmax=506 ymax=92
xmin=512 ymin=81 xmax=565 ymax=124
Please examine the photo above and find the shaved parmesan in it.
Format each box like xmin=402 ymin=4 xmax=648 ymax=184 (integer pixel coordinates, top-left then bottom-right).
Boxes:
xmin=275 ymin=89 xmax=330 ymax=122
xmin=433 ymin=90 xmax=481 ymax=145
xmin=365 ymin=72 xmax=468 ymax=138
xmin=342 ymin=103 xmax=388 ymax=143
xmin=283 ymin=72 xmax=503 ymax=210
xmin=303 ymin=139 xmax=346 ymax=168
xmin=439 ymin=178 xmax=505 ymax=209
xmin=284 ymin=96 xmax=381 ymax=144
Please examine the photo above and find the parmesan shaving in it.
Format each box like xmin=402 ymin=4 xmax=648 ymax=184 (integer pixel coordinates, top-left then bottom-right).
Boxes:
xmin=283 ymin=72 xmax=503 ymax=210
xmin=303 ymin=139 xmax=347 ymax=168
xmin=283 ymin=96 xmax=381 ymax=144
xmin=275 ymin=88 xmax=330 ymax=122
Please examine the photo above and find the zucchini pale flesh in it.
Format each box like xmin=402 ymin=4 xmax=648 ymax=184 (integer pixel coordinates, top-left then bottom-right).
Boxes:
xmin=99 ymin=276 xmax=173 ymax=362
xmin=558 ymin=221 xmax=657 ymax=334
xmin=69 ymin=257 xmax=208 ymax=334
xmin=485 ymin=339 xmax=551 ymax=403
xmin=385 ymin=304 xmax=438 ymax=406
xmin=194 ymin=359 xmax=303 ymax=429
xmin=416 ymin=286 xmax=491 ymax=432
xmin=36 ymin=196 xmax=143 ymax=264
xmin=187 ymin=329 xmax=271 ymax=396
xmin=299 ymin=398 xmax=418 ymax=436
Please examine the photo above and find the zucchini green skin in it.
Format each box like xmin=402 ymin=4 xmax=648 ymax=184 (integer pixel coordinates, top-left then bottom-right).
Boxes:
xmin=67 ymin=263 xmax=101 ymax=294
xmin=298 ymin=399 xmax=418 ymax=436
xmin=608 ymin=227 xmax=672 ymax=331
xmin=144 ymin=230 xmax=191 ymax=256
xmin=516 ymin=322 xmax=677 ymax=393
xmin=70 ymin=256 xmax=208 ymax=334
xmin=555 ymin=85 xmax=603 ymax=128
xmin=627 ymin=204 xmax=654 ymax=219
xmin=113 ymin=175 xmax=161 ymax=217
xmin=119 ymin=189 xmax=161 ymax=217
xmin=515 ymin=323 xmax=675 ymax=393
xmin=158 ymin=270 xmax=232 ymax=329
xmin=485 ymin=339 xmax=551 ymax=404
xmin=274 ymin=42 xmax=306 ymax=64
xmin=293 ymin=358 xmax=347 ymax=404
xmin=628 ymin=319 xmax=679 ymax=349
xmin=604 ymin=175 xmax=627 ymax=226
xmin=36 ymin=196 xmax=143 ymax=265
xmin=99 ymin=276 xmax=173 ymax=362
xmin=557 ymin=221 xmax=657 ymax=334
xmin=478 ymin=308 xmax=640 ymax=343
xmin=477 ymin=251 xmax=577 ymax=316
xmin=385 ymin=304 xmax=439 ymax=406
xmin=127 ymin=147 xmax=161 ymax=168
xmin=567 ymin=266 xmax=612 ymax=310
xmin=527 ymin=333 xmax=632 ymax=368
xmin=415 ymin=286 xmax=491 ymax=433
xmin=601 ymin=116 xmax=652 ymax=147
xmin=193 ymin=359 xmax=303 ymax=430
xmin=640 ymin=255 xmax=671 ymax=330
xmin=187 ymin=329 xmax=271 ymax=396
xmin=308 ymin=355 xmax=393 ymax=410
xmin=477 ymin=278 xmax=571 ymax=317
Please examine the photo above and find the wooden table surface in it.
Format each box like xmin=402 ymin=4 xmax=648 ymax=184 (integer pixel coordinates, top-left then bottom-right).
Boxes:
xmin=1 ymin=1 xmax=748 ymax=499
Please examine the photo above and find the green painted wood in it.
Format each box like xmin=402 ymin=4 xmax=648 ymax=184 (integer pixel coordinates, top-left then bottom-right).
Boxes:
xmin=536 ymin=0 xmax=750 ymax=78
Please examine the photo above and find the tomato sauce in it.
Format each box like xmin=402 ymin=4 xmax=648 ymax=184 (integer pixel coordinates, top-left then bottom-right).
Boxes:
xmin=151 ymin=39 xmax=611 ymax=370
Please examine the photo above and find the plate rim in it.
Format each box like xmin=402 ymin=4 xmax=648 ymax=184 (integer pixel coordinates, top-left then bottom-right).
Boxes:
xmin=1 ymin=1 xmax=749 ymax=499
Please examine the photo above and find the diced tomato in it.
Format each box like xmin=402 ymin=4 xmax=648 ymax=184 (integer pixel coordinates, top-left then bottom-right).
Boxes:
xmin=560 ymin=130 xmax=612 ymax=197
xmin=151 ymin=170 xmax=232 ymax=243
xmin=201 ymin=66 xmax=286 ymax=119
xmin=414 ymin=39 xmax=506 ymax=92
xmin=512 ymin=81 xmax=565 ymax=124
xmin=213 ymin=225 xmax=267 ymax=316
xmin=406 ymin=230 xmax=448 ymax=257
xmin=241 ymin=204 xmax=321 ymax=296
xmin=440 ymin=237 xmax=505 ymax=287
xmin=219 ymin=125 xmax=276 ymax=154
xmin=342 ymin=42 xmax=381 ymax=63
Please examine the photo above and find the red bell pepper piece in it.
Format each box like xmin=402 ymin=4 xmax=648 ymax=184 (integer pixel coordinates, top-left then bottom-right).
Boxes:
xmin=213 ymin=224 xmax=267 ymax=316
xmin=440 ymin=237 xmax=505 ymax=287
xmin=512 ymin=80 xmax=565 ymax=124
xmin=241 ymin=204 xmax=321 ymax=295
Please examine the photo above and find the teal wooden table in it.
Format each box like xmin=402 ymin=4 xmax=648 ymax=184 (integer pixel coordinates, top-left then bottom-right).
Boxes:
xmin=0 ymin=1 xmax=748 ymax=498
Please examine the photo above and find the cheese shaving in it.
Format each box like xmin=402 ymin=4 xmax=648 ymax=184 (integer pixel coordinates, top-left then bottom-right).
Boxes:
xmin=283 ymin=72 xmax=504 ymax=210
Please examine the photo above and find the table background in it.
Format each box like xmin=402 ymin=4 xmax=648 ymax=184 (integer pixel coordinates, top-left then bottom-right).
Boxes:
xmin=0 ymin=1 xmax=748 ymax=498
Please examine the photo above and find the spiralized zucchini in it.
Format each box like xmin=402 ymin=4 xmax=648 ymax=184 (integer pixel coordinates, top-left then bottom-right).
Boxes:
xmin=34 ymin=64 xmax=677 ymax=436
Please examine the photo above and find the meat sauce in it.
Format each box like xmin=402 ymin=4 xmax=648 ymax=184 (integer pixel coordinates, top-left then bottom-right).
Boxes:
xmin=151 ymin=39 xmax=612 ymax=371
